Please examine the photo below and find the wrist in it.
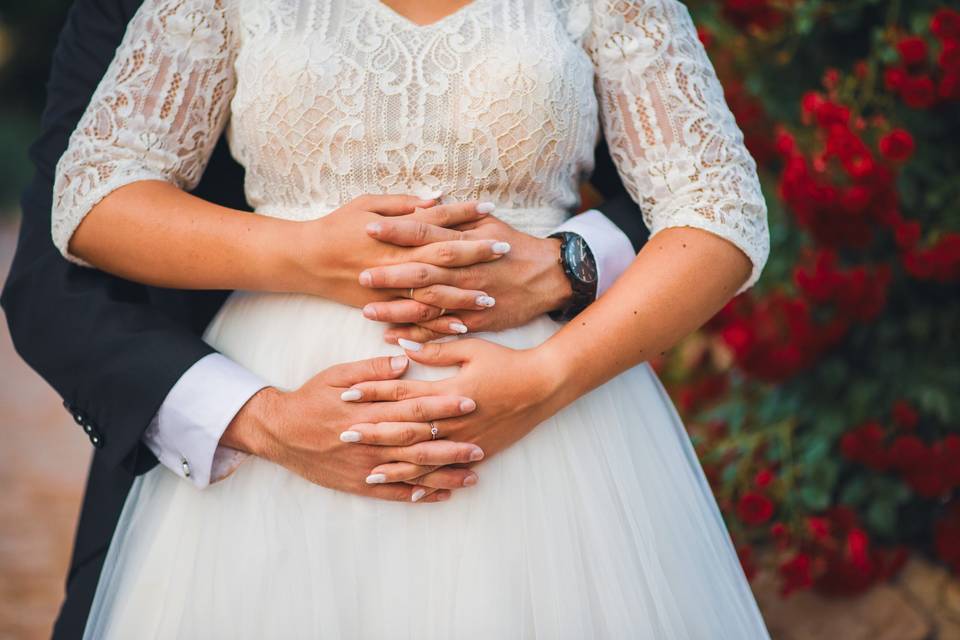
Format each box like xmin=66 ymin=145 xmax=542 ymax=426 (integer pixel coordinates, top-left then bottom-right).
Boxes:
xmin=537 ymin=236 xmax=574 ymax=313
xmin=220 ymin=386 xmax=284 ymax=457
xmin=527 ymin=341 xmax=579 ymax=411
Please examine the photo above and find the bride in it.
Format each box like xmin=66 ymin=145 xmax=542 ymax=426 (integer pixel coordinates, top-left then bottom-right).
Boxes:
xmin=52 ymin=0 xmax=771 ymax=637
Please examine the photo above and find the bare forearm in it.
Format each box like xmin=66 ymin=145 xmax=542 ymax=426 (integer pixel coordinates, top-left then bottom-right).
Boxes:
xmin=69 ymin=181 xmax=300 ymax=291
xmin=542 ymin=226 xmax=752 ymax=405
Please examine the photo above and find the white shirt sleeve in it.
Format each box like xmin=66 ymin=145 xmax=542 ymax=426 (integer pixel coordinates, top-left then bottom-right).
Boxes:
xmin=142 ymin=353 xmax=267 ymax=489
xmin=553 ymin=209 xmax=636 ymax=296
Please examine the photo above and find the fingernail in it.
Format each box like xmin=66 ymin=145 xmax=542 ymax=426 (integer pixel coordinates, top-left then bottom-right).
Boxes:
xmin=411 ymin=488 xmax=427 ymax=502
xmin=476 ymin=295 xmax=496 ymax=308
xmin=339 ymin=430 xmax=362 ymax=442
xmin=449 ymin=322 xmax=468 ymax=334
xmin=459 ymin=398 xmax=477 ymax=412
xmin=469 ymin=447 xmax=485 ymax=462
xmin=397 ymin=338 xmax=422 ymax=351
xmin=476 ymin=201 xmax=496 ymax=214
xmin=491 ymin=241 xmax=511 ymax=255
xmin=359 ymin=271 xmax=372 ymax=286
xmin=390 ymin=355 xmax=408 ymax=370
xmin=365 ymin=222 xmax=381 ymax=235
xmin=419 ymin=189 xmax=443 ymax=200
xmin=340 ymin=388 xmax=362 ymax=401
xmin=366 ymin=473 xmax=387 ymax=484
xmin=362 ymin=304 xmax=377 ymax=320
xmin=463 ymin=473 xmax=478 ymax=487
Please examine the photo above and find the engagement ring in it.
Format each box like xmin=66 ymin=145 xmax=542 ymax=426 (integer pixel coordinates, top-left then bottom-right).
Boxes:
xmin=429 ymin=421 xmax=440 ymax=440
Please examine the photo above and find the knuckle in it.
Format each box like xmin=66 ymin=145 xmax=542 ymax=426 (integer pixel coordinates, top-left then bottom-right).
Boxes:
xmin=414 ymin=223 xmax=430 ymax=244
xmin=415 ymin=266 xmax=431 ymax=284
xmin=414 ymin=449 xmax=429 ymax=466
xmin=419 ymin=287 xmax=438 ymax=304
xmin=436 ymin=245 xmax=456 ymax=265
xmin=398 ymin=426 xmax=417 ymax=444
xmin=417 ymin=305 xmax=433 ymax=322
xmin=412 ymin=400 xmax=428 ymax=421
xmin=393 ymin=382 xmax=409 ymax=401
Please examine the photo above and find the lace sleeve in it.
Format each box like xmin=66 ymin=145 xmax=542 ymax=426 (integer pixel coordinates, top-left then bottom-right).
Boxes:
xmin=587 ymin=0 xmax=769 ymax=294
xmin=51 ymin=0 xmax=239 ymax=265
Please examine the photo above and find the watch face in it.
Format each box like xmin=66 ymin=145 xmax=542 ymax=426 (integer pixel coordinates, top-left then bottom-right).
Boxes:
xmin=564 ymin=235 xmax=598 ymax=285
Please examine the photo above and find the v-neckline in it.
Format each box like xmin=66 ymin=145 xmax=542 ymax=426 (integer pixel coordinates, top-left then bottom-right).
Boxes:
xmin=370 ymin=0 xmax=484 ymax=30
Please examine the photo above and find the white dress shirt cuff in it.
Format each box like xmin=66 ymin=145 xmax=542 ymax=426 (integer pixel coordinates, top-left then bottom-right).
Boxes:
xmin=142 ymin=353 xmax=267 ymax=489
xmin=553 ymin=209 xmax=636 ymax=296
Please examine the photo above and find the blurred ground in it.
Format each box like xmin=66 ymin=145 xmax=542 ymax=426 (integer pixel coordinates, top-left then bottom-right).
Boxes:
xmin=0 ymin=218 xmax=958 ymax=639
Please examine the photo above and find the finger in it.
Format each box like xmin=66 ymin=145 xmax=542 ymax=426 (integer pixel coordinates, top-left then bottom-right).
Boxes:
xmin=379 ymin=285 xmax=494 ymax=312
xmin=368 ymin=462 xmax=478 ymax=489
xmin=366 ymin=218 xmax=464 ymax=247
xmin=398 ymin=338 xmax=476 ymax=367
xmin=411 ymin=240 xmax=510 ymax=268
xmin=340 ymin=379 xmax=443 ymax=403
xmin=371 ymin=395 xmax=477 ymax=423
xmin=387 ymin=440 xmax=485 ymax=467
xmin=366 ymin=483 xmax=450 ymax=503
xmin=409 ymin=315 xmax=471 ymax=336
xmin=384 ymin=325 xmax=449 ymax=344
xmin=411 ymin=467 xmax=479 ymax=490
xmin=409 ymin=201 xmax=495 ymax=228
xmin=352 ymin=193 xmax=435 ymax=216
xmin=361 ymin=299 xmax=445 ymax=323
xmin=359 ymin=263 xmax=447 ymax=289
xmin=340 ymin=421 xmax=436 ymax=445
xmin=324 ymin=354 xmax=409 ymax=387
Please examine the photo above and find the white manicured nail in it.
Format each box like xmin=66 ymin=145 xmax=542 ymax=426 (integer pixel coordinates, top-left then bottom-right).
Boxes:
xmin=476 ymin=295 xmax=496 ymax=308
xmin=359 ymin=271 xmax=372 ymax=286
xmin=361 ymin=304 xmax=377 ymax=320
xmin=469 ymin=447 xmax=485 ymax=462
xmin=340 ymin=388 xmax=362 ymax=402
xmin=366 ymin=473 xmax=387 ymax=484
xmin=390 ymin=355 xmax=408 ymax=370
xmin=491 ymin=241 xmax=511 ymax=254
xmin=339 ymin=431 xmax=362 ymax=442
xmin=476 ymin=201 xmax=496 ymax=214
xmin=411 ymin=488 xmax=427 ymax=502
xmin=398 ymin=338 xmax=422 ymax=351
xmin=460 ymin=398 xmax=477 ymax=412
xmin=365 ymin=222 xmax=381 ymax=235
xmin=449 ymin=322 xmax=468 ymax=334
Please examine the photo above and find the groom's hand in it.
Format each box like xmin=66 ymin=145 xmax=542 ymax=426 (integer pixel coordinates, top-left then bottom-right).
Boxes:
xmin=220 ymin=355 xmax=485 ymax=503
xmin=359 ymin=215 xmax=573 ymax=343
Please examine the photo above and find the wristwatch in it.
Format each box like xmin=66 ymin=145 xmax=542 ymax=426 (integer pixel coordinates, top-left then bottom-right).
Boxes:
xmin=548 ymin=231 xmax=598 ymax=322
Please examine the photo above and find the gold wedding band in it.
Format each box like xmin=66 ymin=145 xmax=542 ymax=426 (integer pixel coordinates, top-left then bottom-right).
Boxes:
xmin=408 ymin=288 xmax=415 ymax=299
xmin=439 ymin=308 xmax=447 ymax=316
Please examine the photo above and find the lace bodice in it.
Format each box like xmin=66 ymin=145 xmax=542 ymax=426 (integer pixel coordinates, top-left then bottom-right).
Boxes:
xmin=52 ymin=0 xmax=769 ymax=293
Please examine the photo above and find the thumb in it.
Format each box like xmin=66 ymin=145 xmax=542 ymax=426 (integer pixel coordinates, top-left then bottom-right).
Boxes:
xmin=324 ymin=354 xmax=409 ymax=387
xmin=398 ymin=338 xmax=472 ymax=367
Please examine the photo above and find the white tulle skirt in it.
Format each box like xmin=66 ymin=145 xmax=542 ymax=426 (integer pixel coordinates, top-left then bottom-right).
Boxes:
xmin=84 ymin=291 xmax=769 ymax=639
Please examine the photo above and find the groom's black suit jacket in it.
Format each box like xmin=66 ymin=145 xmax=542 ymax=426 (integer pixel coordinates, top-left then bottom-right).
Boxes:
xmin=0 ymin=0 xmax=648 ymax=637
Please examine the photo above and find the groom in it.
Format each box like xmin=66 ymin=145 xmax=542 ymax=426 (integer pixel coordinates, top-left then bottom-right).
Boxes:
xmin=1 ymin=0 xmax=647 ymax=637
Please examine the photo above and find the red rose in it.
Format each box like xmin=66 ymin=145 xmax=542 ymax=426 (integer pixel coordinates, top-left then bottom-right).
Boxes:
xmin=897 ymin=36 xmax=929 ymax=67
xmin=894 ymin=219 xmax=922 ymax=249
xmin=807 ymin=517 xmax=831 ymax=541
xmin=878 ymin=128 xmax=915 ymax=161
xmin=754 ymin=468 xmax=775 ymax=488
xmin=884 ymin=66 xmax=906 ymax=91
xmin=940 ymin=39 xmax=960 ymax=73
xmin=888 ymin=435 xmax=928 ymax=471
xmin=901 ymin=75 xmax=937 ymax=108
xmin=737 ymin=492 xmax=775 ymax=525
xmin=847 ymin=528 xmax=871 ymax=569
xmin=779 ymin=553 xmax=813 ymax=596
xmin=940 ymin=72 xmax=960 ymax=101
xmin=931 ymin=8 xmax=960 ymax=41
xmin=891 ymin=399 xmax=919 ymax=429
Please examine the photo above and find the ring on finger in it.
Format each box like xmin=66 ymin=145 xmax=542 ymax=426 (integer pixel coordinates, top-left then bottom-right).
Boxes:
xmin=408 ymin=287 xmax=415 ymax=299
xmin=429 ymin=421 xmax=440 ymax=440
xmin=439 ymin=308 xmax=447 ymax=316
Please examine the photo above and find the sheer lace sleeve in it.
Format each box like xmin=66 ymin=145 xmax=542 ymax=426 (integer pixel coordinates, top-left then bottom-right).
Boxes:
xmin=51 ymin=0 xmax=239 ymax=265
xmin=587 ymin=0 xmax=769 ymax=294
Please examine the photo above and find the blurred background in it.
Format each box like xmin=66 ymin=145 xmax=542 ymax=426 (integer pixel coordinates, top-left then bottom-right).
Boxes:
xmin=1 ymin=1 xmax=958 ymax=638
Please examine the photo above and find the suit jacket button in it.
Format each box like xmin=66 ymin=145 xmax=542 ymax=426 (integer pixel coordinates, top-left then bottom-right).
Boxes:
xmin=90 ymin=434 xmax=104 ymax=448
xmin=83 ymin=424 xmax=92 ymax=433
xmin=74 ymin=413 xmax=85 ymax=426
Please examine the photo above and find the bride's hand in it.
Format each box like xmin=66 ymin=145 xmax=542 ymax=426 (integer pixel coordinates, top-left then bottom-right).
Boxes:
xmin=336 ymin=338 xmax=569 ymax=486
xmin=287 ymin=194 xmax=508 ymax=314
xmin=358 ymin=215 xmax=572 ymax=342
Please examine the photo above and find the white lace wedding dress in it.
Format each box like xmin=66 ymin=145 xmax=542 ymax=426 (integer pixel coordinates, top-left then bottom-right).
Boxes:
xmin=52 ymin=0 xmax=771 ymax=637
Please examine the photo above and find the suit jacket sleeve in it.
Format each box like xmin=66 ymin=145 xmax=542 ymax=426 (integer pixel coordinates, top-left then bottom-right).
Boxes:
xmin=0 ymin=0 xmax=228 ymax=473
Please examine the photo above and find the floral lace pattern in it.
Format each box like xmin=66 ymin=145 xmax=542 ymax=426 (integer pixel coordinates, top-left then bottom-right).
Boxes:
xmin=53 ymin=0 xmax=768 ymax=292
